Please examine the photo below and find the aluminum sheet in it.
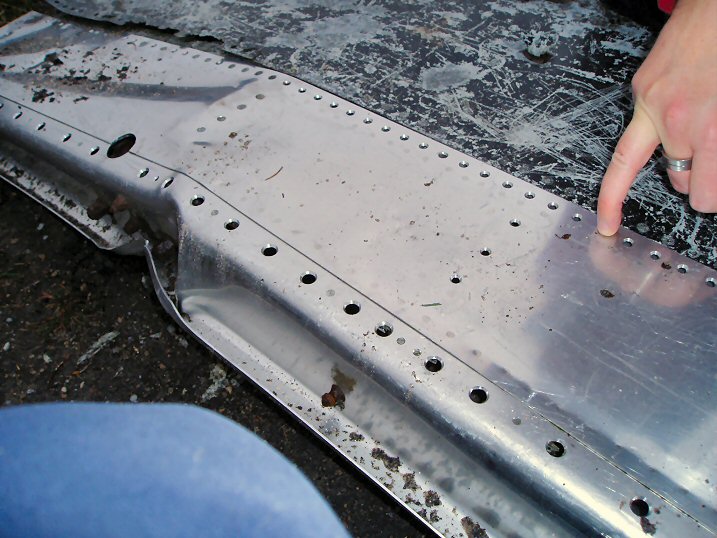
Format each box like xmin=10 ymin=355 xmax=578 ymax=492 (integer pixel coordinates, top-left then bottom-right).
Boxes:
xmin=46 ymin=0 xmax=717 ymax=267
xmin=0 ymin=13 xmax=715 ymax=537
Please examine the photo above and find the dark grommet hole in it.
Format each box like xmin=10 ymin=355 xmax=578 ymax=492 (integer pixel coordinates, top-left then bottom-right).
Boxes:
xmin=300 ymin=272 xmax=317 ymax=284
xmin=469 ymin=387 xmax=488 ymax=403
xmin=262 ymin=244 xmax=278 ymax=256
xmin=375 ymin=322 xmax=393 ymax=337
xmin=545 ymin=440 xmax=565 ymax=457
xmin=344 ymin=302 xmax=361 ymax=315
xmin=190 ymin=195 xmax=204 ymax=206
xmin=224 ymin=219 xmax=239 ymax=230
xmin=106 ymin=133 xmax=136 ymax=158
xmin=425 ymin=356 xmax=443 ymax=372
xmin=630 ymin=498 xmax=649 ymax=518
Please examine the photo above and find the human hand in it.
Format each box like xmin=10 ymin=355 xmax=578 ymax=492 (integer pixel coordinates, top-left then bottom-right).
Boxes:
xmin=597 ymin=0 xmax=717 ymax=236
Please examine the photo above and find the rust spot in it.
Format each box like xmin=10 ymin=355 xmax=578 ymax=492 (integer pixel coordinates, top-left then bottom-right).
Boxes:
xmin=321 ymin=384 xmax=345 ymax=409
xmin=600 ymin=289 xmax=615 ymax=298
xmin=109 ymin=195 xmax=129 ymax=214
xmin=332 ymin=367 xmax=357 ymax=394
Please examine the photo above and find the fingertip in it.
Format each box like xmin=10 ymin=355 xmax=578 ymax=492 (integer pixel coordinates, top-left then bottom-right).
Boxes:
xmin=597 ymin=216 xmax=620 ymax=237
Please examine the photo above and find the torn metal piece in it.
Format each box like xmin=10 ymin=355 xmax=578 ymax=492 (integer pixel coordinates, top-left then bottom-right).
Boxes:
xmin=1 ymin=13 xmax=715 ymax=537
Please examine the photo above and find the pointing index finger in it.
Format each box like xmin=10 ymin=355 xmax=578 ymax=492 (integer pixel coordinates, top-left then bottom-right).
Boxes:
xmin=597 ymin=108 xmax=660 ymax=236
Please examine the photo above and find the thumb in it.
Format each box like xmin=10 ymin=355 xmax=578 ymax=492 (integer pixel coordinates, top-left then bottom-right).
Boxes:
xmin=597 ymin=106 xmax=660 ymax=236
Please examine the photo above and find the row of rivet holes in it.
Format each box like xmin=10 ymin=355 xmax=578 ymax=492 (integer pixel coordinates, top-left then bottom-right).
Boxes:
xmin=55 ymin=41 xmax=672 ymax=512
xmin=4 ymin=66 xmax=665 ymax=513
xmin=3 ymin=99 xmax=712 ymax=286
xmin=185 ymin=190 xmax=576 ymax=459
xmin=293 ymin=81 xmax=715 ymax=285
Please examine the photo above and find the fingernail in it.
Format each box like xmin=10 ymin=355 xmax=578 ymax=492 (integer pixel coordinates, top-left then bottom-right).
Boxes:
xmin=597 ymin=218 xmax=618 ymax=237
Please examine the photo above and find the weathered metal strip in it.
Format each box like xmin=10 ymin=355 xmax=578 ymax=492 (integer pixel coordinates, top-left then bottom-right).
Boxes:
xmin=1 ymin=13 xmax=715 ymax=537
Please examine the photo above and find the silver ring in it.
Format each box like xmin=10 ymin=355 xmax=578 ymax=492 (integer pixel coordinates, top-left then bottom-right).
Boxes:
xmin=662 ymin=150 xmax=692 ymax=172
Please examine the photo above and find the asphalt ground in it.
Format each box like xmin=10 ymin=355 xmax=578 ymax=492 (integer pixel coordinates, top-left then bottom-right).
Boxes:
xmin=0 ymin=3 xmax=432 ymax=536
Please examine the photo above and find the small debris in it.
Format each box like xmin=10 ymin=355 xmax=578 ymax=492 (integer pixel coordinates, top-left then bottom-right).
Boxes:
xmin=36 ymin=223 xmax=45 ymax=232
xmin=32 ymin=88 xmax=54 ymax=103
xmin=264 ymin=166 xmax=284 ymax=181
xmin=402 ymin=472 xmax=419 ymax=491
xmin=321 ymin=384 xmax=345 ymax=409
xmin=349 ymin=432 xmax=364 ymax=442
xmin=2 ymin=342 xmax=9 ymax=352
xmin=421 ymin=302 xmax=442 ymax=307
xmin=461 ymin=516 xmax=489 ymax=538
xmin=429 ymin=510 xmax=440 ymax=523
xmin=424 ymin=490 xmax=441 ymax=507
xmin=76 ymin=331 xmax=119 ymax=365
xmin=371 ymin=447 xmax=401 ymax=472
xmin=423 ymin=179 xmax=434 ymax=187
xmin=523 ymin=49 xmax=552 ymax=64
xmin=42 ymin=354 xmax=52 ymax=364
xmin=129 ymin=394 xmax=138 ymax=403
xmin=201 ymin=363 xmax=228 ymax=402
xmin=640 ymin=517 xmax=657 ymax=535
xmin=600 ymin=289 xmax=615 ymax=299
xmin=228 ymin=131 xmax=238 ymax=138
xmin=661 ymin=262 xmax=672 ymax=270
xmin=177 ymin=336 xmax=189 ymax=348
xmin=555 ymin=233 xmax=571 ymax=240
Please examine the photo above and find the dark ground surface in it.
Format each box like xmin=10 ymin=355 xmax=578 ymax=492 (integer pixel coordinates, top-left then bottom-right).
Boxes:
xmin=0 ymin=4 xmax=432 ymax=536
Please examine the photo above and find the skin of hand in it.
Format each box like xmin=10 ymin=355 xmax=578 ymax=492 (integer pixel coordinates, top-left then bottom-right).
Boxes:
xmin=597 ymin=0 xmax=717 ymax=236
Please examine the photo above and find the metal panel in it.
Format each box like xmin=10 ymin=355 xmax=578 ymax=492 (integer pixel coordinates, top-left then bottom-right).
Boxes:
xmin=0 ymin=13 xmax=715 ymax=537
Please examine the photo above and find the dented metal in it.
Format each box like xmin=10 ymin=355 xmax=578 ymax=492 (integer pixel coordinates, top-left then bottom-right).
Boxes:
xmin=1 ymin=13 xmax=716 ymax=537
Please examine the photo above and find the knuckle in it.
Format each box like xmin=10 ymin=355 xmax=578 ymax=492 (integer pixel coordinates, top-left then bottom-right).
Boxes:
xmin=631 ymin=66 xmax=648 ymax=96
xmin=610 ymin=147 xmax=631 ymax=170
xmin=662 ymin=101 xmax=689 ymax=134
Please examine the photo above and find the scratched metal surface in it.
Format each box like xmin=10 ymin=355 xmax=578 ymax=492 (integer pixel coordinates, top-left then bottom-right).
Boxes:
xmin=46 ymin=0 xmax=717 ymax=267
xmin=1 ymin=13 xmax=716 ymax=536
